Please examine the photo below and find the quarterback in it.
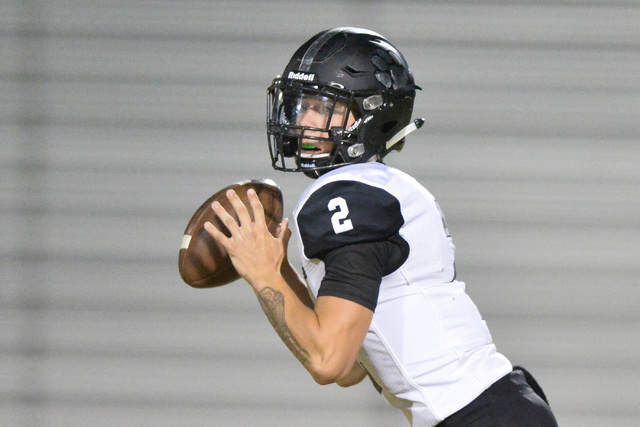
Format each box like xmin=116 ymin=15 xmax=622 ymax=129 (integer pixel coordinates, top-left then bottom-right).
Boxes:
xmin=206 ymin=27 xmax=558 ymax=426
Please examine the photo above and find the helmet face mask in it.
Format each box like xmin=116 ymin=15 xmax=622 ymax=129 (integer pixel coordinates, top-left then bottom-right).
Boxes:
xmin=267 ymin=27 xmax=421 ymax=178
xmin=268 ymin=81 xmax=362 ymax=177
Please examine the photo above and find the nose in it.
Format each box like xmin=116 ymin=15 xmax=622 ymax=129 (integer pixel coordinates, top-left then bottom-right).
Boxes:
xmin=298 ymin=109 xmax=326 ymax=129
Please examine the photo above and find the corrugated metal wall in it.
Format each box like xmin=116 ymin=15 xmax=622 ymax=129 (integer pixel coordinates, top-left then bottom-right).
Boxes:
xmin=2 ymin=1 xmax=639 ymax=426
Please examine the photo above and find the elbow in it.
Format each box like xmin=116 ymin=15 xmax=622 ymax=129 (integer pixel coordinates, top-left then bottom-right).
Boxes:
xmin=337 ymin=363 xmax=367 ymax=388
xmin=307 ymin=360 xmax=349 ymax=386
xmin=309 ymin=366 xmax=341 ymax=386
xmin=336 ymin=378 xmax=357 ymax=388
xmin=313 ymin=376 xmax=335 ymax=386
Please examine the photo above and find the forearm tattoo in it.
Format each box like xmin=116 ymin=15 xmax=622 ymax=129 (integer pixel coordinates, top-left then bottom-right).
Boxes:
xmin=257 ymin=287 xmax=311 ymax=367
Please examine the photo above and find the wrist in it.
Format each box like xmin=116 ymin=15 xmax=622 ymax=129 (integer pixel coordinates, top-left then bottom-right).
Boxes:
xmin=248 ymin=270 xmax=285 ymax=292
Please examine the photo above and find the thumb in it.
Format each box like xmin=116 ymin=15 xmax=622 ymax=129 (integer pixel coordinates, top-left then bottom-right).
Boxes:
xmin=277 ymin=218 xmax=292 ymax=246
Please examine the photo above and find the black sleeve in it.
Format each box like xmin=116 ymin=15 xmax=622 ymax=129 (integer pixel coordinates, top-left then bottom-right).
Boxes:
xmin=318 ymin=234 xmax=409 ymax=312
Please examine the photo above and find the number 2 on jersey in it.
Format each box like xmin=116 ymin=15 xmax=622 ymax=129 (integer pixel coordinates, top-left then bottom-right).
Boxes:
xmin=328 ymin=197 xmax=353 ymax=234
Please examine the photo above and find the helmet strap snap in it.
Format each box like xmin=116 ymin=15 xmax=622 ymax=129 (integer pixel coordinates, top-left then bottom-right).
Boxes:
xmin=347 ymin=143 xmax=365 ymax=158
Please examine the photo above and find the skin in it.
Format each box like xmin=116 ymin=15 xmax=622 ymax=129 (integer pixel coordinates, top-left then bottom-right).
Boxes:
xmin=297 ymin=96 xmax=356 ymax=156
xmin=204 ymin=188 xmax=370 ymax=386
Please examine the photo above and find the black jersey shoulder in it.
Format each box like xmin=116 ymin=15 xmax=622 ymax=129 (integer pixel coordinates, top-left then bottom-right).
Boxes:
xmin=297 ymin=180 xmax=404 ymax=260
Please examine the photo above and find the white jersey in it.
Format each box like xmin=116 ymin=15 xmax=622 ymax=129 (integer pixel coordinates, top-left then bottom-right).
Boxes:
xmin=293 ymin=162 xmax=512 ymax=426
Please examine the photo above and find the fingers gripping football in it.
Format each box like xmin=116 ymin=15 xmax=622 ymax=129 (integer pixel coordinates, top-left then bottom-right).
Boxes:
xmin=178 ymin=180 xmax=283 ymax=288
xmin=204 ymin=189 xmax=287 ymax=287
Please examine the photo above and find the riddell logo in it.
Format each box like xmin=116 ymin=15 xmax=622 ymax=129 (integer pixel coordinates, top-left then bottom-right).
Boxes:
xmin=288 ymin=71 xmax=316 ymax=82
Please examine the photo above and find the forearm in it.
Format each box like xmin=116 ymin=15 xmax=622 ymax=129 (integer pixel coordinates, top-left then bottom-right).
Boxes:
xmin=251 ymin=266 xmax=370 ymax=385
xmin=252 ymin=262 xmax=316 ymax=368
xmin=254 ymin=285 xmax=314 ymax=369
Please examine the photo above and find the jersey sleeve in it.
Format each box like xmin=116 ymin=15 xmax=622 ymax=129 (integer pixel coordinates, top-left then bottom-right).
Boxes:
xmin=296 ymin=180 xmax=404 ymax=260
xmin=319 ymin=235 xmax=409 ymax=311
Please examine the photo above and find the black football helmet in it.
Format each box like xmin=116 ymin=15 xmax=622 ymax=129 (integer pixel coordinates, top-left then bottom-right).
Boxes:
xmin=267 ymin=27 xmax=424 ymax=178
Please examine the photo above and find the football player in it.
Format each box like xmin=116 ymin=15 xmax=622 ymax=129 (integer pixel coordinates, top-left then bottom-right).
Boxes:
xmin=206 ymin=27 xmax=558 ymax=426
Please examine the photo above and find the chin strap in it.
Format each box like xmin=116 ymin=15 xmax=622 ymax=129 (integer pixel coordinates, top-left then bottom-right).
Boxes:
xmin=385 ymin=118 xmax=425 ymax=151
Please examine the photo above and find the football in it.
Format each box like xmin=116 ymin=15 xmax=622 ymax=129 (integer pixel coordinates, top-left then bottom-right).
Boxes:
xmin=178 ymin=179 xmax=284 ymax=288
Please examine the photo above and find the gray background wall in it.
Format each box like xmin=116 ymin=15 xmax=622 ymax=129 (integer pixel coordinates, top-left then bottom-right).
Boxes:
xmin=2 ymin=1 xmax=639 ymax=426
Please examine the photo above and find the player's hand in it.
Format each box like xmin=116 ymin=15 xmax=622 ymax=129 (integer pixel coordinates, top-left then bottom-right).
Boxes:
xmin=204 ymin=189 xmax=290 ymax=288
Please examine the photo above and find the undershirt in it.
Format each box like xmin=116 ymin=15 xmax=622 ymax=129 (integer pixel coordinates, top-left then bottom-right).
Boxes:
xmin=318 ymin=234 xmax=409 ymax=312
